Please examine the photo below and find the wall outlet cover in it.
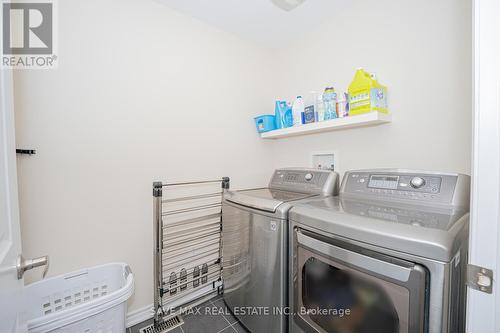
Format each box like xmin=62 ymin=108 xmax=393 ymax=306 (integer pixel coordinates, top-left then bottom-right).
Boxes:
xmin=311 ymin=151 xmax=337 ymax=171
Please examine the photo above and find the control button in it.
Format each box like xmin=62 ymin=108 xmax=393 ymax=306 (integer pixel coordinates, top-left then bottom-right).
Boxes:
xmin=359 ymin=178 xmax=365 ymax=183
xmin=305 ymin=173 xmax=313 ymax=181
xmin=410 ymin=177 xmax=426 ymax=189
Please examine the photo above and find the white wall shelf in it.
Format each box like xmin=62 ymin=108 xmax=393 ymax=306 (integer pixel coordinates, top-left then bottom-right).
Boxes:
xmin=260 ymin=112 xmax=392 ymax=139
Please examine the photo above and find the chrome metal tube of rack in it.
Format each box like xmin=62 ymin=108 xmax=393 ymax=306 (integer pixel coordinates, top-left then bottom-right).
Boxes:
xmin=162 ymin=179 xmax=225 ymax=187
xmin=153 ymin=182 xmax=163 ymax=325
xmin=161 ymin=213 xmax=221 ymax=228
xmin=163 ymin=223 xmax=221 ymax=242
xmin=162 ymin=192 xmax=223 ymax=204
xmin=161 ymin=203 xmax=222 ymax=216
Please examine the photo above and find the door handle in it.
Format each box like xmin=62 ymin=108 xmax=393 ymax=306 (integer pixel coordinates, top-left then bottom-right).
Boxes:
xmin=16 ymin=255 xmax=49 ymax=280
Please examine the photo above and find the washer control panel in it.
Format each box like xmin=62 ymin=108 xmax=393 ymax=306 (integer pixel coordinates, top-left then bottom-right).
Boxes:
xmin=366 ymin=174 xmax=441 ymax=193
xmin=341 ymin=169 xmax=469 ymax=206
xmin=269 ymin=168 xmax=338 ymax=195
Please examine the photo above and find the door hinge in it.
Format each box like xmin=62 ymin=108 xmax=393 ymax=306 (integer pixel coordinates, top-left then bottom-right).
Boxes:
xmin=16 ymin=149 xmax=36 ymax=155
xmin=467 ymin=264 xmax=493 ymax=294
xmin=16 ymin=255 xmax=49 ymax=279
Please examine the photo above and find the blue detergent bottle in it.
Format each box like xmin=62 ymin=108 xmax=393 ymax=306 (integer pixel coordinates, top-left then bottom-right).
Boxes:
xmin=275 ymin=100 xmax=293 ymax=128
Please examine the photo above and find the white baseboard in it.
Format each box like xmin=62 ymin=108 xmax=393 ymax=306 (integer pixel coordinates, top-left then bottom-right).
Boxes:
xmin=126 ymin=304 xmax=154 ymax=328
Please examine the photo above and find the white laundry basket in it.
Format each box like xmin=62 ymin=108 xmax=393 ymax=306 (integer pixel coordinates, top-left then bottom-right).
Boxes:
xmin=20 ymin=263 xmax=134 ymax=333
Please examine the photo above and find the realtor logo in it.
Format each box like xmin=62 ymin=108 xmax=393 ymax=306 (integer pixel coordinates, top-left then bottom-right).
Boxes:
xmin=1 ymin=0 xmax=57 ymax=68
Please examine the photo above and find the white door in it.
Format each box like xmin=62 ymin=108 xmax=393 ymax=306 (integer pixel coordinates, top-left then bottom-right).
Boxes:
xmin=0 ymin=69 xmax=24 ymax=331
xmin=466 ymin=0 xmax=500 ymax=331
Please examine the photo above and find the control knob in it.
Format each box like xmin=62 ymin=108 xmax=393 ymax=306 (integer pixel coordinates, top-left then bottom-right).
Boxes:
xmin=410 ymin=177 xmax=426 ymax=189
xmin=305 ymin=173 xmax=313 ymax=181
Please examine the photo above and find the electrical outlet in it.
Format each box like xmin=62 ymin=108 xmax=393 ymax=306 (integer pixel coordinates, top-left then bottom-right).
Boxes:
xmin=311 ymin=151 xmax=337 ymax=171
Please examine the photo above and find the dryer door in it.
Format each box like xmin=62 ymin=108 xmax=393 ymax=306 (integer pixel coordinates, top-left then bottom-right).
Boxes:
xmin=292 ymin=229 xmax=428 ymax=333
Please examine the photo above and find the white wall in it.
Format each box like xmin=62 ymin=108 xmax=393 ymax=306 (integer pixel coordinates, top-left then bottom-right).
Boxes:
xmin=13 ymin=0 xmax=472 ymax=317
xmin=13 ymin=0 xmax=275 ymax=312
xmin=271 ymin=0 xmax=472 ymax=177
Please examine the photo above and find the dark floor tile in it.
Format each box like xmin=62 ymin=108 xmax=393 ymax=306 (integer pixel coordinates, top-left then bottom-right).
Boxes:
xmin=210 ymin=293 xmax=223 ymax=302
xmin=211 ymin=299 xmax=237 ymax=325
xmin=194 ymin=300 xmax=215 ymax=313
xmin=171 ymin=328 xmax=184 ymax=333
xmin=182 ymin=300 xmax=217 ymax=319
xmin=220 ymin=327 xmax=237 ymax=333
xmin=181 ymin=308 xmax=230 ymax=333
xmin=232 ymin=321 xmax=250 ymax=333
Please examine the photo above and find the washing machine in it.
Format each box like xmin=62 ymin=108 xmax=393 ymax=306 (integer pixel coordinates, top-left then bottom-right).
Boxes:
xmin=222 ymin=168 xmax=339 ymax=333
xmin=289 ymin=169 xmax=470 ymax=333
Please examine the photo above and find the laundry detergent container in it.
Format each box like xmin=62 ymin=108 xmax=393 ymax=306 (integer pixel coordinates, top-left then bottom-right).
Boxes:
xmin=254 ymin=115 xmax=276 ymax=133
xmin=20 ymin=263 xmax=134 ymax=333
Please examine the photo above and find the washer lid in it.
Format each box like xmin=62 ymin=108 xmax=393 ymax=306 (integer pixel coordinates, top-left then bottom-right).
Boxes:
xmin=290 ymin=197 xmax=469 ymax=262
xmin=225 ymin=188 xmax=316 ymax=213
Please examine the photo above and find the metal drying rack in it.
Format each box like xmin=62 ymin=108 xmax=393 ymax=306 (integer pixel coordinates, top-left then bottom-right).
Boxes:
xmin=152 ymin=177 xmax=230 ymax=325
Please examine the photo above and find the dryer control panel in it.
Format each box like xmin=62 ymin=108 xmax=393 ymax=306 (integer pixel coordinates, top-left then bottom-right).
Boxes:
xmin=341 ymin=169 xmax=470 ymax=208
xmin=269 ymin=168 xmax=339 ymax=195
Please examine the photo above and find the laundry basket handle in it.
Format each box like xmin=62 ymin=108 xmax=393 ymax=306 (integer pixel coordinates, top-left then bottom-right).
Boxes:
xmin=124 ymin=265 xmax=132 ymax=279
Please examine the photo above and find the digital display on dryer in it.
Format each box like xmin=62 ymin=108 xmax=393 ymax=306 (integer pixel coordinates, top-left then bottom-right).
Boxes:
xmin=368 ymin=175 xmax=400 ymax=189
xmin=284 ymin=173 xmax=300 ymax=182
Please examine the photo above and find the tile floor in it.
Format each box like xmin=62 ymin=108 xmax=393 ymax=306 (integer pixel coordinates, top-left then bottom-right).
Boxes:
xmin=129 ymin=295 xmax=249 ymax=333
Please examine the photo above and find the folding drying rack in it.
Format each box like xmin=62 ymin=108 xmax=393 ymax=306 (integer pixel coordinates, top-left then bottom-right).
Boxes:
xmin=152 ymin=177 xmax=230 ymax=325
